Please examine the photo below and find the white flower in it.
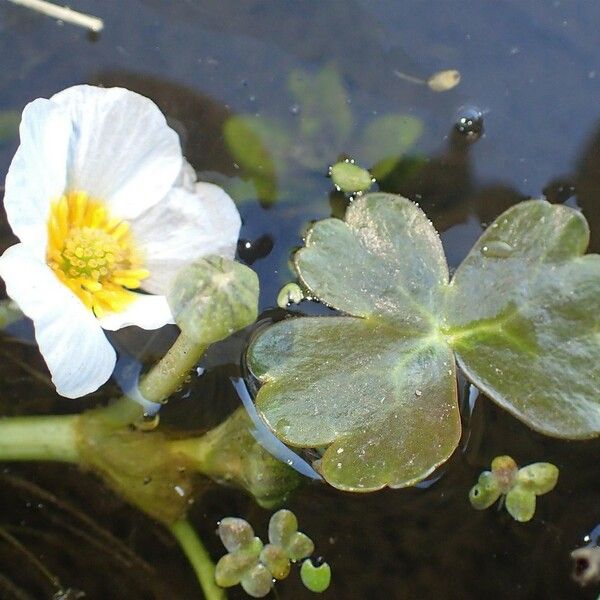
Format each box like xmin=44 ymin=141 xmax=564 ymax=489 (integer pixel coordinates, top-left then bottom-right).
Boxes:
xmin=0 ymin=85 xmax=241 ymax=398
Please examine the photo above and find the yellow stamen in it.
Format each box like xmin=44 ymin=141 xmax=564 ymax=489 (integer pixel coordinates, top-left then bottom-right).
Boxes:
xmin=46 ymin=191 xmax=148 ymax=317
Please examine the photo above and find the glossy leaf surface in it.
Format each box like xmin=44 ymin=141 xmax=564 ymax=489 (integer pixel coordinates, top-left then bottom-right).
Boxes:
xmin=248 ymin=195 xmax=599 ymax=491
xmin=249 ymin=194 xmax=460 ymax=490
xmin=447 ymin=201 xmax=600 ymax=437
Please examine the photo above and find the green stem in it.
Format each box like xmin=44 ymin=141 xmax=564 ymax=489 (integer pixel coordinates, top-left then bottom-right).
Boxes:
xmin=102 ymin=332 xmax=208 ymax=428
xmin=0 ymin=414 xmax=80 ymax=462
xmin=139 ymin=332 xmax=207 ymax=403
xmin=170 ymin=519 xmax=227 ymax=600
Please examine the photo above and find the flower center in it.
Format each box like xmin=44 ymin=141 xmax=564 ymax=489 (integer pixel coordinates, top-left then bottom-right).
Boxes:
xmin=46 ymin=191 xmax=149 ymax=317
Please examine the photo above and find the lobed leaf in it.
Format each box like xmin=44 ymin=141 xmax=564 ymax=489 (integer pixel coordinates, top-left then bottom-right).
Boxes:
xmin=446 ymin=201 xmax=600 ymax=437
xmin=249 ymin=195 xmax=460 ymax=490
xmin=248 ymin=194 xmax=600 ymax=491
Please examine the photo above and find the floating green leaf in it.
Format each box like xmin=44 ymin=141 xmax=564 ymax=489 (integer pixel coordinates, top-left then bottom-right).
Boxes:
xmin=267 ymin=509 xmax=314 ymax=561
xmin=277 ymin=282 xmax=304 ymax=308
xmin=329 ymin=160 xmax=373 ymax=193
xmin=248 ymin=193 xmax=460 ymax=491
xmin=167 ymin=255 xmax=258 ymax=346
xmin=469 ymin=455 xmax=559 ymax=522
xmin=505 ymin=485 xmax=536 ymax=522
xmin=214 ymin=509 xmax=324 ymax=597
xmin=248 ymin=194 xmax=599 ymax=491
xmin=301 ymin=559 xmax=332 ymax=593
xmin=215 ymin=519 xmax=272 ymax=597
xmin=468 ymin=471 xmax=501 ymax=510
xmin=516 ymin=462 xmax=559 ymax=494
xmin=446 ymin=201 xmax=600 ymax=437
xmin=359 ymin=114 xmax=423 ymax=179
xmin=259 ymin=543 xmax=290 ymax=580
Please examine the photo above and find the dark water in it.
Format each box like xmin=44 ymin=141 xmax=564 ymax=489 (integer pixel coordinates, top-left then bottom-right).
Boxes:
xmin=1 ymin=1 xmax=599 ymax=598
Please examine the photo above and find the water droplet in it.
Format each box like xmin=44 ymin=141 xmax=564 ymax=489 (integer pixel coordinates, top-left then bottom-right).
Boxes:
xmin=237 ymin=235 xmax=274 ymax=265
xmin=276 ymin=418 xmax=291 ymax=436
xmin=481 ymin=240 xmax=513 ymax=258
xmin=174 ymin=485 xmax=186 ymax=497
xmin=455 ymin=106 xmax=484 ymax=140
xmin=415 ymin=389 xmax=422 ymax=397
xmin=135 ymin=412 xmax=160 ymax=431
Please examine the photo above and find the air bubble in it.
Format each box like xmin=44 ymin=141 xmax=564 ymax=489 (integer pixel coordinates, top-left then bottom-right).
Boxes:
xmin=481 ymin=240 xmax=513 ymax=258
xmin=455 ymin=106 xmax=484 ymax=141
xmin=135 ymin=412 xmax=160 ymax=431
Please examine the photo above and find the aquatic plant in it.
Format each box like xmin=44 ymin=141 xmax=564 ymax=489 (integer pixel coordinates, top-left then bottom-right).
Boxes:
xmin=221 ymin=63 xmax=423 ymax=204
xmin=0 ymin=85 xmax=240 ymax=397
xmin=469 ymin=455 xmax=559 ymax=521
xmin=0 ymin=81 xmax=597 ymax=598
xmin=247 ymin=193 xmax=600 ymax=491
xmin=300 ymin=558 xmax=332 ymax=593
xmin=329 ymin=159 xmax=373 ymax=194
xmin=215 ymin=509 xmax=326 ymax=598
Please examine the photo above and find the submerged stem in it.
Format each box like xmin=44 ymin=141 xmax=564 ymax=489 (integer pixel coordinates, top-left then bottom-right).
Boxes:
xmin=170 ymin=519 xmax=226 ymax=600
xmin=0 ymin=414 xmax=79 ymax=462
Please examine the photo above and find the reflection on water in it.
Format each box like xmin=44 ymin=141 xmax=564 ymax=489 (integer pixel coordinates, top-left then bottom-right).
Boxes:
xmin=1 ymin=1 xmax=600 ymax=598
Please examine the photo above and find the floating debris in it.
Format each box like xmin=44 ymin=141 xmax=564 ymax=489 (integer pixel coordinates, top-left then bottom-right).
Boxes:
xmin=8 ymin=0 xmax=104 ymax=32
xmin=571 ymin=546 xmax=600 ymax=587
xmin=427 ymin=69 xmax=461 ymax=92
xmin=393 ymin=68 xmax=461 ymax=92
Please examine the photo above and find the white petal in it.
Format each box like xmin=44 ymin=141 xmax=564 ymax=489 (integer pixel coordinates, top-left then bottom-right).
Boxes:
xmin=0 ymin=243 xmax=115 ymax=398
xmin=98 ymin=293 xmax=174 ymax=331
xmin=174 ymin=159 xmax=198 ymax=192
xmin=50 ymin=85 xmax=182 ymax=219
xmin=3 ymin=99 xmax=71 ymax=259
xmin=131 ymin=182 xmax=241 ymax=295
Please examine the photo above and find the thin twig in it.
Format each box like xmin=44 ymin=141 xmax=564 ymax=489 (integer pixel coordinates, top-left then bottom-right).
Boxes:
xmin=0 ymin=473 xmax=151 ymax=571
xmin=0 ymin=348 xmax=53 ymax=389
xmin=0 ymin=526 xmax=62 ymax=591
xmin=7 ymin=0 xmax=104 ymax=32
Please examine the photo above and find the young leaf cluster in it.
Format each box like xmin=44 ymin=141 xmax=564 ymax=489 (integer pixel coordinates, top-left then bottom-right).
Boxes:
xmin=469 ymin=455 xmax=559 ymax=522
xmin=215 ymin=509 xmax=329 ymax=597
